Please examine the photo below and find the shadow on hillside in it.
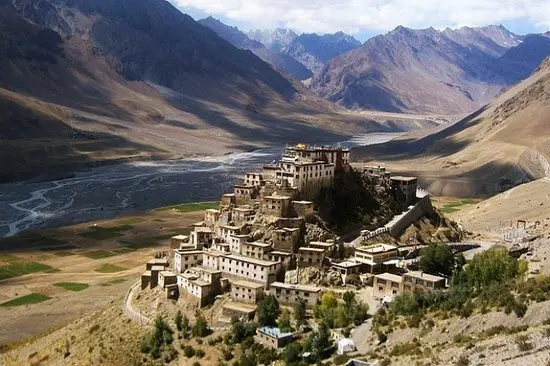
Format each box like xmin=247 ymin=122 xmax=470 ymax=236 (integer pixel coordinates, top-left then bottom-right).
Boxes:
xmin=352 ymin=106 xmax=488 ymax=161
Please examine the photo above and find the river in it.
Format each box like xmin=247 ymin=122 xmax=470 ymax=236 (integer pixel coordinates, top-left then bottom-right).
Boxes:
xmin=0 ymin=133 xmax=401 ymax=237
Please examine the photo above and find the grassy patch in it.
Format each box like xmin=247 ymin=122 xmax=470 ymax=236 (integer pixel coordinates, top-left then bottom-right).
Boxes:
xmin=155 ymin=201 xmax=218 ymax=214
xmin=101 ymin=278 xmax=128 ymax=286
xmin=0 ymin=254 xmax=21 ymax=264
xmin=95 ymin=264 xmax=125 ymax=273
xmin=54 ymin=282 xmax=89 ymax=292
xmin=439 ymin=199 xmax=480 ymax=214
xmin=1 ymin=293 xmax=51 ymax=307
xmin=81 ymin=250 xmax=117 ymax=260
xmin=0 ymin=262 xmax=55 ymax=280
xmin=78 ymin=225 xmax=134 ymax=240
xmin=0 ymin=233 xmax=67 ymax=251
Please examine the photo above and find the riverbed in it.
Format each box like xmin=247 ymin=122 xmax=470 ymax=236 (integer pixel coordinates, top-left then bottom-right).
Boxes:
xmin=0 ymin=133 xmax=401 ymax=237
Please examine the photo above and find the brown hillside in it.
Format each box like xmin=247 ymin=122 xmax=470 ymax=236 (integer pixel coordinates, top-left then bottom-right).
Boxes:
xmin=0 ymin=0 xmax=423 ymax=183
xmin=352 ymin=56 xmax=550 ymax=197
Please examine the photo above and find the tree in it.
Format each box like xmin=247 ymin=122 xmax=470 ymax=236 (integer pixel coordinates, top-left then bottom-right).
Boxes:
xmin=343 ymin=291 xmax=355 ymax=308
xmin=175 ymin=310 xmax=183 ymax=334
xmin=283 ymin=342 xmax=302 ymax=364
xmin=192 ymin=311 xmax=210 ymax=337
xmin=310 ymin=323 xmax=332 ymax=361
xmin=419 ymin=244 xmax=455 ymax=276
xmin=465 ymin=247 xmax=519 ymax=287
xmin=278 ymin=309 xmax=292 ymax=333
xmin=257 ymin=295 xmax=280 ymax=327
xmin=294 ymin=297 xmax=307 ymax=328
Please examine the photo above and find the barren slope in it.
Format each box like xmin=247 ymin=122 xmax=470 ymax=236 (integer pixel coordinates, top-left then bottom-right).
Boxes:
xmin=0 ymin=0 xmax=422 ymax=183
xmin=352 ymin=57 xmax=550 ymax=197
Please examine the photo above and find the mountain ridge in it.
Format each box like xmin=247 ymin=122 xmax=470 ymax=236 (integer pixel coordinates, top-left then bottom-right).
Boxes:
xmin=311 ymin=24 xmax=550 ymax=114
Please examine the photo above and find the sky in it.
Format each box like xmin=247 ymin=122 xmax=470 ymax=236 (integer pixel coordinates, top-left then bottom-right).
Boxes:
xmin=169 ymin=0 xmax=550 ymax=42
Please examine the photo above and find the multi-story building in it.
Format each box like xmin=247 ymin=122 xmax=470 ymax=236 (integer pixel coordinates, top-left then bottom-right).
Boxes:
xmin=218 ymin=224 xmax=242 ymax=243
xmin=219 ymin=253 xmax=282 ymax=286
xmin=232 ymin=207 xmax=255 ymax=224
xmin=177 ymin=267 xmax=223 ymax=307
xmin=190 ymin=227 xmax=213 ymax=248
xmin=297 ymin=247 xmax=325 ymax=268
xmin=362 ymin=166 xmax=392 ymax=185
xmin=173 ymin=249 xmax=203 ymax=274
xmin=242 ymin=241 xmax=272 ymax=259
xmin=158 ymin=271 xmax=177 ymax=289
xmin=373 ymin=272 xmax=403 ymax=300
xmin=244 ymin=172 xmax=264 ymax=187
xmin=261 ymin=195 xmax=292 ymax=217
xmin=202 ymin=249 xmax=222 ymax=270
xmin=309 ymin=241 xmax=336 ymax=257
xmin=353 ymin=243 xmax=399 ymax=273
xmin=231 ymin=280 xmax=265 ymax=304
xmin=229 ymin=234 xmax=249 ymax=254
xmin=390 ymin=176 xmax=418 ymax=206
xmin=402 ymin=271 xmax=446 ymax=292
xmin=331 ymin=261 xmax=363 ymax=285
xmin=292 ymin=200 xmax=315 ymax=220
xmin=204 ymin=209 xmax=220 ymax=226
xmin=264 ymin=250 xmax=293 ymax=270
xmin=269 ymin=282 xmax=322 ymax=308
xmin=272 ymin=227 xmax=300 ymax=252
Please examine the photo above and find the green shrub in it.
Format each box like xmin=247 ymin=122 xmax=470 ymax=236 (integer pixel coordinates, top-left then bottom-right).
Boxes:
xmin=456 ymin=355 xmax=469 ymax=366
xmin=195 ymin=349 xmax=205 ymax=358
xmin=183 ymin=345 xmax=195 ymax=358
xmin=516 ymin=335 xmax=533 ymax=351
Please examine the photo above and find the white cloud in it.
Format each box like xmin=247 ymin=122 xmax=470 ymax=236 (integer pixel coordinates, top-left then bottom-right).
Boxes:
xmin=170 ymin=0 xmax=550 ymax=34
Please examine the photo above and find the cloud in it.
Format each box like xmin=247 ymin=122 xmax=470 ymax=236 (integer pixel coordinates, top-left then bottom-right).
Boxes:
xmin=170 ymin=0 xmax=550 ymax=34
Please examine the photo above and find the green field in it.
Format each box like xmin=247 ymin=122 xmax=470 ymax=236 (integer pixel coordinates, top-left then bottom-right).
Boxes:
xmin=54 ymin=282 xmax=89 ymax=292
xmin=1 ymin=293 xmax=52 ymax=307
xmin=0 ymin=260 xmax=56 ymax=281
xmin=118 ymin=233 xmax=175 ymax=250
xmin=81 ymin=250 xmax=117 ymax=260
xmin=78 ymin=225 xmax=134 ymax=240
xmin=155 ymin=201 xmax=219 ymax=214
xmin=95 ymin=264 xmax=126 ymax=273
xmin=439 ymin=199 xmax=480 ymax=214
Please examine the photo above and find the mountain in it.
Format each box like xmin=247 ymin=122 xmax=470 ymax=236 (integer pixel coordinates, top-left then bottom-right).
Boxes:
xmin=247 ymin=28 xmax=298 ymax=53
xmin=311 ymin=25 xmax=550 ymax=114
xmin=0 ymin=0 xmax=396 ymax=183
xmin=198 ymin=17 xmax=312 ymax=80
xmin=284 ymin=32 xmax=362 ymax=74
xmin=352 ymin=56 xmax=550 ymax=197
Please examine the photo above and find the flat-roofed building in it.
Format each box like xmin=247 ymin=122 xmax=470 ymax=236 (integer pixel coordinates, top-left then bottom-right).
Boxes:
xmin=221 ymin=193 xmax=236 ymax=207
xmin=146 ymin=258 xmax=169 ymax=270
xmin=234 ymin=185 xmax=257 ymax=204
xmin=219 ymin=253 xmax=281 ymax=286
xmin=231 ymin=280 xmax=265 ymax=304
xmin=242 ymin=241 xmax=272 ymax=259
xmin=204 ymin=209 xmax=220 ymax=226
xmin=262 ymin=164 xmax=279 ymax=182
xmin=177 ymin=267 xmax=223 ymax=307
xmin=244 ymin=172 xmax=264 ymax=187
xmin=218 ymin=225 xmax=242 ymax=243
xmin=331 ymin=261 xmax=362 ymax=285
xmin=269 ymin=282 xmax=322 ymax=308
xmin=229 ymin=234 xmax=249 ymax=254
xmin=149 ymin=265 xmax=165 ymax=288
xmin=262 ymin=195 xmax=292 ymax=217
xmin=190 ymin=227 xmax=213 ymax=248
xmin=170 ymin=235 xmax=189 ymax=248
xmin=211 ymin=241 xmax=231 ymax=253
xmin=403 ymin=271 xmax=446 ymax=293
xmin=232 ymin=207 xmax=255 ymax=224
xmin=391 ymin=176 xmax=418 ymax=206
xmin=362 ymin=166 xmax=392 ymax=184
xmin=272 ymin=227 xmax=301 ymax=252
xmin=292 ymin=200 xmax=314 ymax=220
xmin=354 ymin=243 xmax=399 ymax=273
xmin=174 ymin=250 xmax=203 ymax=274
xmin=141 ymin=270 xmax=151 ymax=289
xmin=264 ymin=251 xmax=292 ymax=270
xmin=373 ymin=272 xmax=403 ymax=300
xmin=202 ymin=249 xmax=222 ymax=270
xmin=309 ymin=241 xmax=336 ymax=257
xmin=297 ymin=247 xmax=325 ymax=268
xmin=158 ymin=271 xmax=177 ymax=289
xmin=255 ymin=327 xmax=293 ymax=349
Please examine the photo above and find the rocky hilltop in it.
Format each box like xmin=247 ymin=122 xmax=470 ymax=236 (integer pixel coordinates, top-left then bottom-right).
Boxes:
xmin=247 ymin=28 xmax=298 ymax=53
xmin=311 ymin=25 xmax=550 ymax=114
xmin=352 ymin=56 xmax=550 ymax=197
